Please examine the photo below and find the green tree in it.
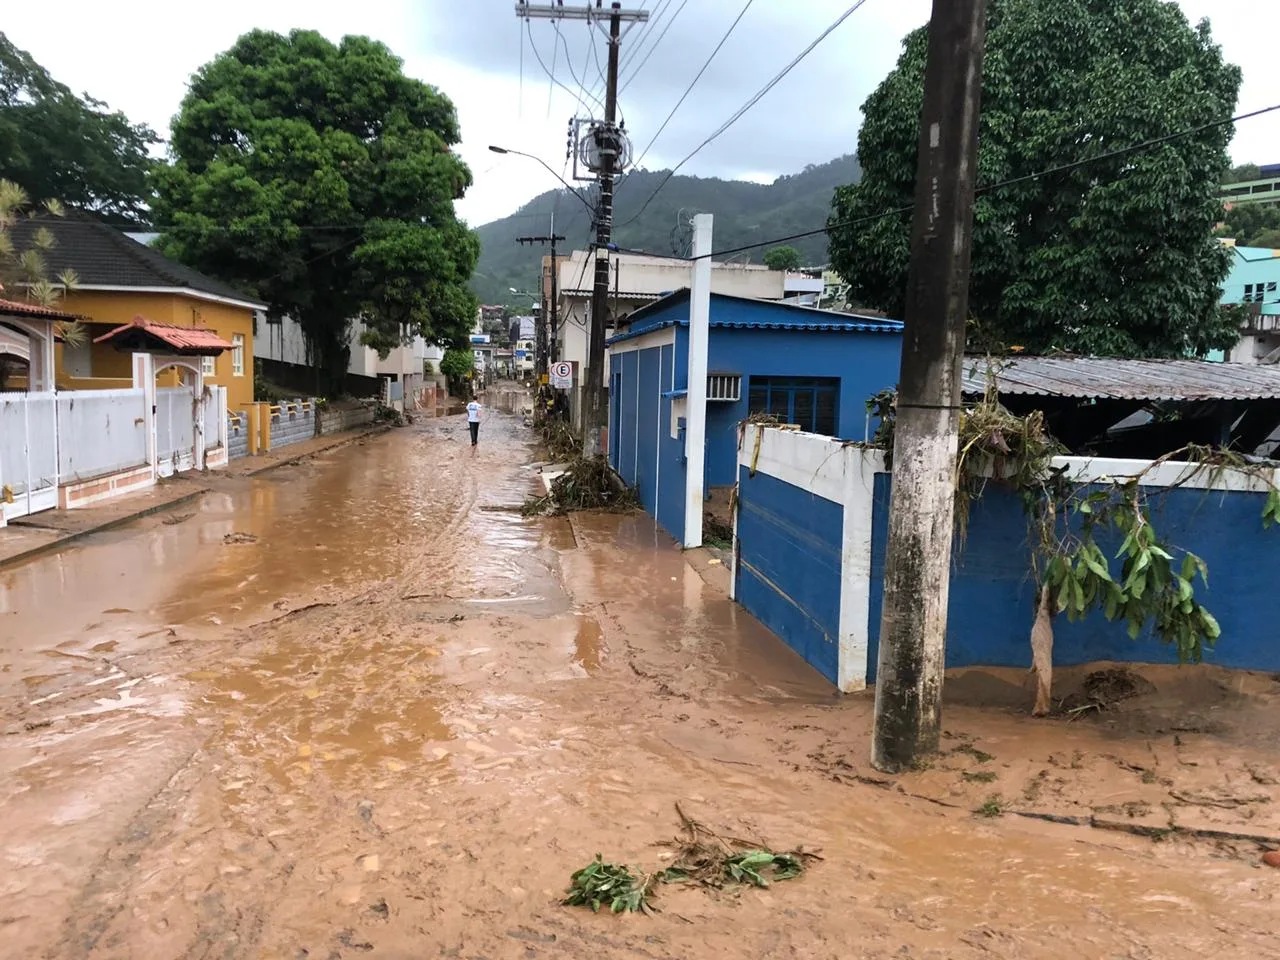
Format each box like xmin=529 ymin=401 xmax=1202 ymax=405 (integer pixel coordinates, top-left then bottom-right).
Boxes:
xmin=828 ymin=0 xmax=1242 ymax=358
xmin=1223 ymin=163 xmax=1262 ymax=184
xmin=763 ymin=245 xmax=802 ymax=271
xmin=1216 ymin=200 xmax=1280 ymax=246
xmin=0 ymin=33 xmax=158 ymax=223
xmin=153 ymin=30 xmax=479 ymax=393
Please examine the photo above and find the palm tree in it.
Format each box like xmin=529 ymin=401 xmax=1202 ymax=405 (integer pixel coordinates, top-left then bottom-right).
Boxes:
xmin=0 ymin=178 xmax=85 ymax=346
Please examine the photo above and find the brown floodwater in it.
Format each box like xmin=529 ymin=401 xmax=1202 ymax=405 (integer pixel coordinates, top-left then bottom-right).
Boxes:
xmin=2 ymin=387 xmax=1279 ymax=959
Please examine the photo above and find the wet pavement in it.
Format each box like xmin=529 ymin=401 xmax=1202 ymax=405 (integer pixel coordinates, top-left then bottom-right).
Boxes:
xmin=2 ymin=384 xmax=1279 ymax=959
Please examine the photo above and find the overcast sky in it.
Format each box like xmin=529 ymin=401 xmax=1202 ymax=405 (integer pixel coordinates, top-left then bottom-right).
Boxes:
xmin=5 ymin=1 xmax=1276 ymax=226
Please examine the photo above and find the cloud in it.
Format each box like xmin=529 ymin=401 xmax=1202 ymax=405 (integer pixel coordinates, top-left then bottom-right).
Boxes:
xmin=4 ymin=0 xmax=1274 ymax=227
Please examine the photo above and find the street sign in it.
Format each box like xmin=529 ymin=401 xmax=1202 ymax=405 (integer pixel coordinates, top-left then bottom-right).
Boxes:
xmin=550 ymin=361 xmax=573 ymax=389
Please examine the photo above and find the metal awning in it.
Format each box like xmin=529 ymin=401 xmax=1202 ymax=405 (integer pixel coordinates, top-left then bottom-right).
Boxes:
xmin=961 ymin=356 xmax=1280 ymax=401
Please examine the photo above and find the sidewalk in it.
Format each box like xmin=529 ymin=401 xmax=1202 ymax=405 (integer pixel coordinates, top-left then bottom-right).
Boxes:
xmin=0 ymin=425 xmax=389 ymax=571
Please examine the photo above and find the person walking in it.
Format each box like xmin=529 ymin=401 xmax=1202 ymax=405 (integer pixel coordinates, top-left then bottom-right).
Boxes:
xmin=466 ymin=396 xmax=482 ymax=447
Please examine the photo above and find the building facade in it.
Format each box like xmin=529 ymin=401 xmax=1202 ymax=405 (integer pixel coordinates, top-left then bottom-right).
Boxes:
xmin=606 ymin=290 xmax=903 ymax=544
xmin=1218 ymin=244 xmax=1280 ymax=365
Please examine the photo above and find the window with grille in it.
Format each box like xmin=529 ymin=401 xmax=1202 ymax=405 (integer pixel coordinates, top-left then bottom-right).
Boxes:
xmin=707 ymin=373 xmax=741 ymax=402
xmin=232 ymin=334 xmax=245 ymax=376
xmin=202 ymin=355 xmax=216 ymax=377
xmin=1244 ymin=282 xmax=1277 ymax=303
xmin=747 ymin=376 xmax=839 ymax=435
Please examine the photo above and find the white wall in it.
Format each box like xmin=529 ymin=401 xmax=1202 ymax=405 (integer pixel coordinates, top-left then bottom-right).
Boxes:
xmin=57 ymin=389 xmax=149 ymax=482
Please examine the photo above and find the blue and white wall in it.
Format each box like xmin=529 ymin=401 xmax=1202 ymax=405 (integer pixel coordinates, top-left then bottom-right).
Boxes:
xmin=609 ymin=326 xmax=687 ymax=544
xmin=735 ymin=423 xmax=1280 ymax=691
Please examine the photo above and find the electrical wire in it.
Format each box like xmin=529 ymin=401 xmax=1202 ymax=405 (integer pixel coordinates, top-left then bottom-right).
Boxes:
xmin=526 ymin=20 xmax=603 ymax=116
xmin=552 ymin=18 xmax=605 ymax=117
xmin=617 ymin=0 xmax=665 ymax=81
xmin=623 ymin=0 xmax=753 ymax=179
xmin=692 ymin=101 xmax=1280 ymax=262
xmin=618 ymin=0 xmax=871 ymax=230
xmin=545 ymin=14 xmax=559 ymax=119
xmin=619 ymin=0 xmax=690 ymax=94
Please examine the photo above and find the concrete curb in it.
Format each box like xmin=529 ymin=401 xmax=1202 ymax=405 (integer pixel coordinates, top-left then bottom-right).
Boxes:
xmin=0 ymin=426 xmax=392 ymax=574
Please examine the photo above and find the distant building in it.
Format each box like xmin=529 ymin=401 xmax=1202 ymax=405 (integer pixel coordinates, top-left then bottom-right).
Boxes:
xmin=1219 ymin=163 xmax=1280 ymax=209
xmin=554 ymin=251 xmax=787 ymax=428
xmin=1217 ymin=244 xmax=1280 ymax=365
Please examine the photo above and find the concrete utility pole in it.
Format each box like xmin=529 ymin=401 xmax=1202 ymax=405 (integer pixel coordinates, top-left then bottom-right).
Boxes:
xmin=518 ymin=2 xmax=647 ymax=456
xmin=683 ymin=213 xmax=712 ymax=549
xmin=871 ymin=0 xmax=987 ymax=774
xmin=516 ymin=222 xmax=564 ymax=378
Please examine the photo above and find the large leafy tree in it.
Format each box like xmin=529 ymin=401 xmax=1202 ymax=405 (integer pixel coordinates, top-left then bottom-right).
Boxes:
xmin=828 ymin=0 xmax=1242 ymax=358
xmin=153 ymin=30 xmax=479 ymax=391
xmin=0 ymin=33 xmax=158 ymax=223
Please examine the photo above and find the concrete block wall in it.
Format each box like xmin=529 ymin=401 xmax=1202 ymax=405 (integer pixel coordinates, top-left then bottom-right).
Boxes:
xmin=317 ymin=403 xmax=375 ymax=436
xmin=271 ymin=401 xmax=316 ymax=449
xmin=228 ymin=411 xmax=250 ymax=460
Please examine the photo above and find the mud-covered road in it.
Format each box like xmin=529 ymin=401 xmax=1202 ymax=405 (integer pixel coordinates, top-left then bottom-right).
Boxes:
xmin=3 ymin=389 xmax=1278 ymax=959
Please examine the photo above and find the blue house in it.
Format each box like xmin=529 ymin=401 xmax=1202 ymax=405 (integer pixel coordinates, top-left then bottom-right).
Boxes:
xmin=606 ymin=290 xmax=903 ymax=544
xmin=1213 ymin=245 xmax=1280 ymax=363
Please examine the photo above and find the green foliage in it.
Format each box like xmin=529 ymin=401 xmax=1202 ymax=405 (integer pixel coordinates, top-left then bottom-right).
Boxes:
xmin=0 ymin=180 xmax=82 ymax=340
xmin=1216 ymin=201 xmax=1280 ymax=247
xmin=563 ymin=856 xmax=654 ymax=914
xmin=0 ymin=33 xmax=158 ymax=223
xmin=1223 ymin=163 xmax=1262 ymax=184
xmin=829 ymin=0 xmax=1242 ymax=357
xmin=763 ymin=245 xmax=802 ymax=271
xmin=470 ymin=156 xmax=860 ymax=305
xmin=976 ymin=796 xmax=1004 ymax=818
xmin=663 ymin=851 xmax=809 ymax=889
xmin=439 ymin=347 xmax=474 ymax=381
xmin=869 ymin=383 xmax=1280 ymax=671
xmin=153 ymin=30 xmax=479 ymax=394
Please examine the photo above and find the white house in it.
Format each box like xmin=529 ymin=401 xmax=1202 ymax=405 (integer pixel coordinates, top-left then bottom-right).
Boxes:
xmin=553 ymin=251 xmax=786 ymax=427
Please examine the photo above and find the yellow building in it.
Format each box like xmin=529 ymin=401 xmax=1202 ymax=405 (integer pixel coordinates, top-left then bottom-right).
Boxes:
xmin=13 ymin=214 xmax=265 ymax=411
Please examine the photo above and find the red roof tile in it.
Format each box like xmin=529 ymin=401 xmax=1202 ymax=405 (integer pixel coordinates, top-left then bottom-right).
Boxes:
xmin=0 ymin=297 xmax=81 ymax=321
xmin=94 ymin=315 xmax=233 ymax=354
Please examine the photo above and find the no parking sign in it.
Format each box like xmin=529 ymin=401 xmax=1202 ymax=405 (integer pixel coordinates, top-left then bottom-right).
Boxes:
xmin=550 ymin=361 xmax=574 ymax=389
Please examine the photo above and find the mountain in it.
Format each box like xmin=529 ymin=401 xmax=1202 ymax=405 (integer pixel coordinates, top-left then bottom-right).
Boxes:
xmin=469 ymin=154 xmax=860 ymax=306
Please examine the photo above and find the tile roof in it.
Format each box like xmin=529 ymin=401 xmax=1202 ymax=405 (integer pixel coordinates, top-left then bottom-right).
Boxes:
xmin=94 ymin=316 xmax=232 ymax=354
xmin=9 ymin=213 xmax=266 ymax=309
xmin=961 ymin=356 xmax=1280 ymax=401
xmin=0 ymin=297 xmax=81 ymax=321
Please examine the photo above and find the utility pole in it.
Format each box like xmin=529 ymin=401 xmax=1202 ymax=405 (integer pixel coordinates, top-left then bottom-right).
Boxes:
xmin=518 ymin=1 xmax=647 ymax=456
xmin=871 ymin=0 xmax=987 ymax=774
xmin=683 ymin=214 xmax=712 ymax=549
xmin=516 ymin=222 xmax=564 ymax=379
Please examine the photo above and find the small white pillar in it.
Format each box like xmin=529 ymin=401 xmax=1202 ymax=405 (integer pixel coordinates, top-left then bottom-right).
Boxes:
xmin=683 ymin=213 xmax=713 ymax=549
xmin=132 ymin=353 xmax=157 ymax=480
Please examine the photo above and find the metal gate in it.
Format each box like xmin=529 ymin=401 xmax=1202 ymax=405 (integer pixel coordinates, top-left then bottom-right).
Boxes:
xmin=0 ymin=392 xmax=59 ymax=521
xmin=156 ymin=387 xmax=196 ymax=477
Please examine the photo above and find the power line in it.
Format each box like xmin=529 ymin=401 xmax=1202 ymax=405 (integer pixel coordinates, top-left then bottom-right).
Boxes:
xmin=619 ymin=0 xmax=690 ymax=94
xmin=617 ymin=0 xmax=665 ymax=80
xmin=618 ymin=0 xmax=871 ymax=230
xmin=692 ymin=101 xmax=1280 ymax=261
xmin=552 ymin=18 xmax=605 ymax=118
xmin=624 ymin=0 xmax=753 ymax=178
xmin=525 ymin=20 xmax=603 ymax=116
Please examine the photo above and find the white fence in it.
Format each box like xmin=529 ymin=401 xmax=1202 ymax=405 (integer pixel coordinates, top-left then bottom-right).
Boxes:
xmin=0 ymin=392 xmax=58 ymax=521
xmin=156 ymin=386 xmax=196 ymax=477
xmin=57 ymin=389 xmax=148 ymax=483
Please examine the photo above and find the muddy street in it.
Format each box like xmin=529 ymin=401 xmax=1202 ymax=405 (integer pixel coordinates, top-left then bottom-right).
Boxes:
xmin=3 ymin=395 xmax=1279 ymax=960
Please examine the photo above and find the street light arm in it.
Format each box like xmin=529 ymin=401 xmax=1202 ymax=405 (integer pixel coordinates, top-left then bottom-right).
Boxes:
xmin=487 ymin=145 xmax=596 ymax=219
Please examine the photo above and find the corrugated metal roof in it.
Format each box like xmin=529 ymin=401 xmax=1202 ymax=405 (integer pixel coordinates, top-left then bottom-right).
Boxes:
xmin=94 ymin=316 xmax=232 ymax=354
xmin=961 ymin=356 xmax=1280 ymax=401
xmin=714 ymin=318 xmax=900 ymax=333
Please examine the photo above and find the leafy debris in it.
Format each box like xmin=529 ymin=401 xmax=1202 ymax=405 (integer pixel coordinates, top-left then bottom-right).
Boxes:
xmin=524 ymin=457 xmax=638 ymax=516
xmin=562 ymin=856 xmax=656 ymax=914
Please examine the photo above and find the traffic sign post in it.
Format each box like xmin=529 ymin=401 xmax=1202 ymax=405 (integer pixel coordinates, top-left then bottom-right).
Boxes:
xmin=550 ymin=361 xmax=574 ymax=389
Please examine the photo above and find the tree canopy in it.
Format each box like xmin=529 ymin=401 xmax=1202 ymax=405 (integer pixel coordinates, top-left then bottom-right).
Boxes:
xmin=153 ymin=29 xmax=479 ymax=391
xmin=0 ymin=33 xmax=158 ymax=223
xmin=763 ymin=245 xmax=802 ymax=272
xmin=828 ymin=0 xmax=1242 ymax=358
xmin=1217 ymin=200 xmax=1280 ymax=248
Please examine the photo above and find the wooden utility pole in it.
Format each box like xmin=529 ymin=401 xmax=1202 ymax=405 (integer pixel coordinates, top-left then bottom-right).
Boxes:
xmin=871 ymin=0 xmax=987 ymax=774
xmin=518 ymin=2 xmax=647 ymax=455
xmin=516 ymin=225 xmax=564 ymax=378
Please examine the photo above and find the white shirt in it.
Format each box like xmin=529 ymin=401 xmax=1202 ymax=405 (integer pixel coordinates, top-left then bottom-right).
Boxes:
xmin=466 ymin=401 xmax=481 ymax=423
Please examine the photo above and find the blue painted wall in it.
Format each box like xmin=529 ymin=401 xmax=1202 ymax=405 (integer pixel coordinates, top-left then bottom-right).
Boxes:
xmin=866 ymin=473 xmax=1280 ymax=681
xmin=704 ymin=327 xmax=900 ymax=487
xmin=735 ymin=465 xmax=843 ymax=684
xmin=613 ymin=341 xmax=685 ymax=544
